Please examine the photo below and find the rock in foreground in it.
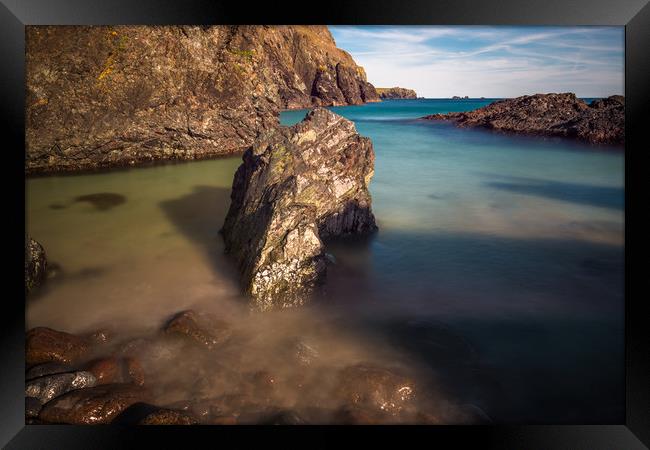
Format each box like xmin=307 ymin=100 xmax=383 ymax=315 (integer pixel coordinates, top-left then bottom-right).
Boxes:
xmin=376 ymin=87 xmax=417 ymax=100
xmin=26 ymin=327 xmax=91 ymax=366
xmin=38 ymin=383 xmax=149 ymax=424
xmin=222 ymin=108 xmax=377 ymax=311
xmin=422 ymin=93 xmax=624 ymax=144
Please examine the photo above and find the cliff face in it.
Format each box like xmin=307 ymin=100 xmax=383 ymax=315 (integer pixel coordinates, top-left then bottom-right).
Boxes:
xmin=423 ymin=93 xmax=624 ymax=145
xmin=221 ymin=109 xmax=377 ymax=311
xmin=376 ymin=87 xmax=417 ymax=99
xmin=26 ymin=26 xmax=379 ymax=174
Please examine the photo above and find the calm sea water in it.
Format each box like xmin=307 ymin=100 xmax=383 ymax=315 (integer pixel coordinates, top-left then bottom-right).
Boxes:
xmin=26 ymin=99 xmax=624 ymax=423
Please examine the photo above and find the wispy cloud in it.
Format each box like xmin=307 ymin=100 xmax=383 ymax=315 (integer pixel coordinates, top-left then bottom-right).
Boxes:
xmin=329 ymin=26 xmax=624 ymax=98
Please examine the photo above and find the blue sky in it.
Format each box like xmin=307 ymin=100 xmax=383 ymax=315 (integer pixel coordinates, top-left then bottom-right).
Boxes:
xmin=329 ymin=26 xmax=624 ymax=98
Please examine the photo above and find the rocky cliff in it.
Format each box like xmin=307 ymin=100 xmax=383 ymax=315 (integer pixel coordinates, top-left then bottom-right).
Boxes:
xmin=221 ymin=108 xmax=377 ymax=311
xmin=26 ymin=26 xmax=379 ymax=174
xmin=376 ymin=87 xmax=417 ymax=99
xmin=422 ymin=93 xmax=624 ymax=144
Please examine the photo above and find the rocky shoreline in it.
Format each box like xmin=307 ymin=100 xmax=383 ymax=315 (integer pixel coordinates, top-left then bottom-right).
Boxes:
xmin=221 ymin=108 xmax=377 ymax=311
xmin=422 ymin=93 xmax=625 ymax=145
xmin=376 ymin=87 xmax=417 ymax=100
xmin=24 ymin=316 xmax=483 ymax=425
xmin=26 ymin=26 xmax=380 ymax=175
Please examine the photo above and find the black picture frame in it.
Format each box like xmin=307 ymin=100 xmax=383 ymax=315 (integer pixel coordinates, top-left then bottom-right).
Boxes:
xmin=2 ymin=0 xmax=648 ymax=447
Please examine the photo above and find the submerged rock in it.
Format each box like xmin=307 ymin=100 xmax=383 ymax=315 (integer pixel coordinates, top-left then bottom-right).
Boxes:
xmin=163 ymin=310 xmax=232 ymax=350
xmin=74 ymin=193 xmax=126 ymax=211
xmin=221 ymin=108 xmax=377 ymax=310
xmin=25 ymin=371 xmax=97 ymax=404
xmin=38 ymin=383 xmax=149 ymax=424
xmin=25 ymin=237 xmax=47 ymax=294
xmin=334 ymin=364 xmax=416 ymax=416
xmin=376 ymin=87 xmax=417 ymax=99
xmin=138 ymin=408 xmax=200 ymax=425
xmin=422 ymin=93 xmax=624 ymax=144
xmin=26 ymin=327 xmax=91 ymax=366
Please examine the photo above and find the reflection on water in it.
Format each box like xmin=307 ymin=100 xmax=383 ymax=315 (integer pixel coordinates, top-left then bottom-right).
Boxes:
xmin=27 ymin=99 xmax=624 ymax=423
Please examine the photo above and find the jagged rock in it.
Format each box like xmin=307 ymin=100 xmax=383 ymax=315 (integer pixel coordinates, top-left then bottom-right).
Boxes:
xmin=25 ymin=237 xmax=47 ymax=294
xmin=334 ymin=364 xmax=416 ymax=416
xmin=376 ymin=87 xmax=417 ymax=99
xmin=26 ymin=26 xmax=378 ymax=174
xmin=26 ymin=327 xmax=91 ymax=366
xmin=38 ymin=383 xmax=149 ymax=424
xmin=423 ymin=93 xmax=624 ymax=144
xmin=221 ymin=108 xmax=377 ymax=310
xmin=25 ymin=371 xmax=97 ymax=404
xmin=163 ymin=310 xmax=232 ymax=350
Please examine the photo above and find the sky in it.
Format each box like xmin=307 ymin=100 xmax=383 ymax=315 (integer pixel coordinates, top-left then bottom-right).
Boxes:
xmin=329 ymin=26 xmax=624 ymax=98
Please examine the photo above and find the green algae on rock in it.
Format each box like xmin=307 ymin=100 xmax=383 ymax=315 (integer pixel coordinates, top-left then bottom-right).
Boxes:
xmin=221 ymin=108 xmax=377 ymax=311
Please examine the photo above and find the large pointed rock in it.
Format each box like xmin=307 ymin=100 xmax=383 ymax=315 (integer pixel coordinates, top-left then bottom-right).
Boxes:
xmin=221 ymin=108 xmax=377 ymax=311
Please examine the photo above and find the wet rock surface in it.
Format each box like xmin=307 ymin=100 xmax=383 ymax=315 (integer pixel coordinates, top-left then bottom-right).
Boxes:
xmin=25 ymin=237 xmax=47 ymax=294
xmin=26 ymin=26 xmax=378 ymax=174
xmin=26 ymin=362 xmax=73 ymax=380
xmin=422 ymin=93 xmax=624 ymax=144
xmin=26 ymin=371 xmax=97 ymax=404
xmin=25 ymin=318 xmax=461 ymax=425
xmin=26 ymin=327 xmax=91 ymax=366
xmin=221 ymin=108 xmax=377 ymax=310
xmin=38 ymin=383 xmax=149 ymax=424
xmin=25 ymin=397 xmax=43 ymax=418
xmin=163 ymin=310 xmax=232 ymax=350
xmin=376 ymin=87 xmax=417 ymax=99
xmin=335 ymin=364 xmax=416 ymax=416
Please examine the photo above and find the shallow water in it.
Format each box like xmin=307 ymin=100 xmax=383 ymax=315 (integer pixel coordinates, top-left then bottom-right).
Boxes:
xmin=27 ymin=99 xmax=624 ymax=423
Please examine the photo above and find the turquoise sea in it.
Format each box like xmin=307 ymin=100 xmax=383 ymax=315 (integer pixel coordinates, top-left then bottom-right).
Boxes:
xmin=27 ymin=99 xmax=624 ymax=423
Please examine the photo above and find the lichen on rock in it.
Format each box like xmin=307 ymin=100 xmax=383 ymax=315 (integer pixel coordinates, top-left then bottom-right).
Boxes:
xmin=25 ymin=237 xmax=47 ymax=294
xmin=221 ymin=108 xmax=377 ymax=311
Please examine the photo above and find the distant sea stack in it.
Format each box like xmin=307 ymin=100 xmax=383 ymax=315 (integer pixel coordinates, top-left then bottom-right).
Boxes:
xmin=221 ymin=108 xmax=377 ymax=311
xmin=423 ymin=93 xmax=624 ymax=145
xmin=377 ymin=87 xmax=417 ymax=99
xmin=26 ymin=26 xmax=380 ymax=174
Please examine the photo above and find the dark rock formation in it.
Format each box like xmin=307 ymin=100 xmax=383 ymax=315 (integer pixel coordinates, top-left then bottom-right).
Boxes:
xmin=163 ymin=310 xmax=232 ymax=350
xmin=423 ymin=93 xmax=624 ymax=144
xmin=376 ymin=87 xmax=417 ymax=99
xmin=221 ymin=108 xmax=377 ymax=311
xmin=25 ymin=397 xmax=43 ymax=418
xmin=26 ymin=327 xmax=91 ymax=366
xmin=26 ymin=26 xmax=379 ymax=174
xmin=38 ymin=383 xmax=149 ymax=424
xmin=25 ymin=371 xmax=97 ymax=404
xmin=25 ymin=237 xmax=47 ymax=294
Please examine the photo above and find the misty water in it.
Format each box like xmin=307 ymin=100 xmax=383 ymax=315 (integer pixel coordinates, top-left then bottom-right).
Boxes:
xmin=26 ymin=99 xmax=624 ymax=423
